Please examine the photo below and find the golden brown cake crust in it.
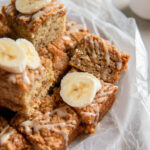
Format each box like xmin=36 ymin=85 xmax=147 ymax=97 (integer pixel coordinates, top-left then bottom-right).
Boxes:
xmin=39 ymin=44 xmax=69 ymax=83
xmin=39 ymin=95 xmax=56 ymax=114
xmin=0 ymin=57 xmax=54 ymax=115
xmin=0 ymin=116 xmax=32 ymax=150
xmin=0 ymin=0 xmax=129 ymax=148
xmin=11 ymin=103 xmax=80 ymax=150
xmin=70 ymin=33 xmax=130 ymax=83
xmin=2 ymin=0 xmax=66 ymax=50
xmin=2 ymin=0 xmax=66 ymax=32
xmin=76 ymin=82 xmax=118 ymax=134
xmin=0 ymin=57 xmax=52 ymax=91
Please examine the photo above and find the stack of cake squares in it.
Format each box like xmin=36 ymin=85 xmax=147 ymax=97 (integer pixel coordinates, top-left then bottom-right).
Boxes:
xmin=0 ymin=0 xmax=129 ymax=149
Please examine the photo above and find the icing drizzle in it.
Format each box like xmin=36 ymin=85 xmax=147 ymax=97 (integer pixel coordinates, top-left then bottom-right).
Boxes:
xmin=80 ymin=83 xmax=117 ymax=126
xmin=20 ymin=107 xmax=77 ymax=147
xmin=0 ymin=125 xmax=14 ymax=144
xmin=102 ymin=39 xmax=110 ymax=65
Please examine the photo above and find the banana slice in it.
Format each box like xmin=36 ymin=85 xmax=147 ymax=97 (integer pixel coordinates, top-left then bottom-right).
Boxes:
xmin=83 ymin=72 xmax=101 ymax=92
xmin=0 ymin=38 xmax=26 ymax=73
xmin=15 ymin=0 xmax=52 ymax=14
xmin=16 ymin=39 xmax=41 ymax=70
xmin=60 ymin=72 xmax=102 ymax=107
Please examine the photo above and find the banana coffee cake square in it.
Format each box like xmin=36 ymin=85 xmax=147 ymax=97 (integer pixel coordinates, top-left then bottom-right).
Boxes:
xmin=11 ymin=103 xmax=80 ymax=150
xmin=0 ymin=116 xmax=32 ymax=150
xmin=70 ymin=33 xmax=130 ymax=83
xmin=2 ymin=0 xmax=66 ymax=51
xmin=0 ymin=38 xmax=54 ymax=115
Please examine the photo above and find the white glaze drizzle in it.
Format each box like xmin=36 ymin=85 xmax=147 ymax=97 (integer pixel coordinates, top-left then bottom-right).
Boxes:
xmin=90 ymin=104 xmax=97 ymax=107
xmin=20 ymin=120 xmax=33 ymax=133
xmin=52 ymin=107 xmax=70 ymax=118
xmin=39 ymin=66 xmax=44 ymax=77
xmin=69 ymin=42 xmax=74 ymax=48
xmin=89 ymin=36 xmax=94 ymax=49
xmin=92 ymin=50 xmax=97 ymax=58
xmin=30 ymin=1 xmax=64 ymax=25
xmin=0 ymin=131 xmax=14 ymax=144
xmin=117 ymin=62 xmax=122 ymax=70
xmin=35 ymin=70 xmax=39 ymax=74
xmin=0 ymin=125 xmax=9 ymax=136
xmin=0 ymin=125 xmax=14 ymax=144
xmin=8 ymin=75 xmax=17 ymax=84
xmin=62 ymin=35 xmax=71 ymax=41
xmin=81 ymin=104 xmax=100 ymax=125
xmin=40 ymin=66 xmax=45 ymax=72
xmin=96 ymin=83 xmax=117 ymax=103
xmin=84 ymin=33 xmax=91 ymax=40
xmin=102 ymin=39 xmax=110 ymax=65
xmin=34 ymin=69 xmax=42 ymax=80
xmin=20 ymin=107 xmax=76 ymax=147
xmin=80 ymin=112 xmax=96 ymax=117
xmin=67 ymin=27 xmax=78 ymax=34
xmin=115 ymin=44 xmax=124 ymax=69
xmin=97 ymin=97 xmax=106 ymax=103
xmin=80 ymin=84 xmax=117 ymax=123
xmin=34 ymin=122 xmax=75 ymax=132
xmin=23 ymin=71 xmax=30 ymax=84
xmin=94 ymin=105 xmax=100 ymax=126
xmin=67 ymin=21 xmax=72 ymax=28
xmin=94 ymin=40 xmax=100 ymax=55
xmin=116 ymin=51 xmax=123 ymax=70
xmin=99 ymin=90 xmax=114 ymax=97
xmin=101 ymin=70 xmax=108 ymax=81
xmin=18 ymin=15 xmax=30 ymax=21
xmin=67 ymin=23 xmax=87 ymax=34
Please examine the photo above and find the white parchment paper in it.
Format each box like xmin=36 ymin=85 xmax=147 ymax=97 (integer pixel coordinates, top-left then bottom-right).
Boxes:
xmin=0 ymin=0 xmax=149 ymax=149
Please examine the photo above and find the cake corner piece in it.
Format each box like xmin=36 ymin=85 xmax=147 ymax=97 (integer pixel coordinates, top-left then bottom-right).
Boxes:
xmin=2 ymin=0 xmax=66 ymax=51
xmin=11 ymin=101 xmax=80 ymax=150
xmin=0 ymin=116 xmax=32 ymax=150
xmin=0 ymin=56 xmax=54 ymax=115
xmin=69 ymin=33 xmax=130 ymax=83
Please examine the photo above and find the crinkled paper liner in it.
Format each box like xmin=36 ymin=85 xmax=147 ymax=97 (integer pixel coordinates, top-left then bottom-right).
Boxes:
xmin=0 ymin=0 xmax=149 ymax=149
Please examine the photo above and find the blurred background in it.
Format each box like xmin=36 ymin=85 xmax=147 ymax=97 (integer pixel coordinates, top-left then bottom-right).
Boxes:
xmin=113 ymin=0 xmax=150 ymax=93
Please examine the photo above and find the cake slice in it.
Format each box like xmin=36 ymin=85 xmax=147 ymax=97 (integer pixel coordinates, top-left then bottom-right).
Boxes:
xmin=51 ymin=84 xmax=118 ymax=134
xmin=11 ymin=103 xmax=80 ymax=150
xmin=0 ymin=116 xmax=32 ymax=150
xmin=70 ymin=33 xmax=130 ymax=83
xmin=76 ymin=82 xmax=118 ymax=134
xmin=2 ymin=0 xmax=66 ymax=51
xmin=0 ymin=56 xmax=54 ymax=115
xmin=52 ymin=20 xmax=90 ymax=55
xmin=49 ymin=68 xmax=118 ymax=134
xmin=39 ymin=43 xmax=69 ymax=84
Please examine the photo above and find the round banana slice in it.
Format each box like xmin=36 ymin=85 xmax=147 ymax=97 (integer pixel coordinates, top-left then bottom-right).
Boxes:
xmin=60 ymin=72 xmax=102 ymax=107
xmin=15 ymin=0 xmax=51 ymax=14
xmin=0 ymin=38 xmax=26 ymax=73
xmin=82 ymin=72 xmax=101 ymax=92
xmin=16 ymin=39 xmax=41 ymax=70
